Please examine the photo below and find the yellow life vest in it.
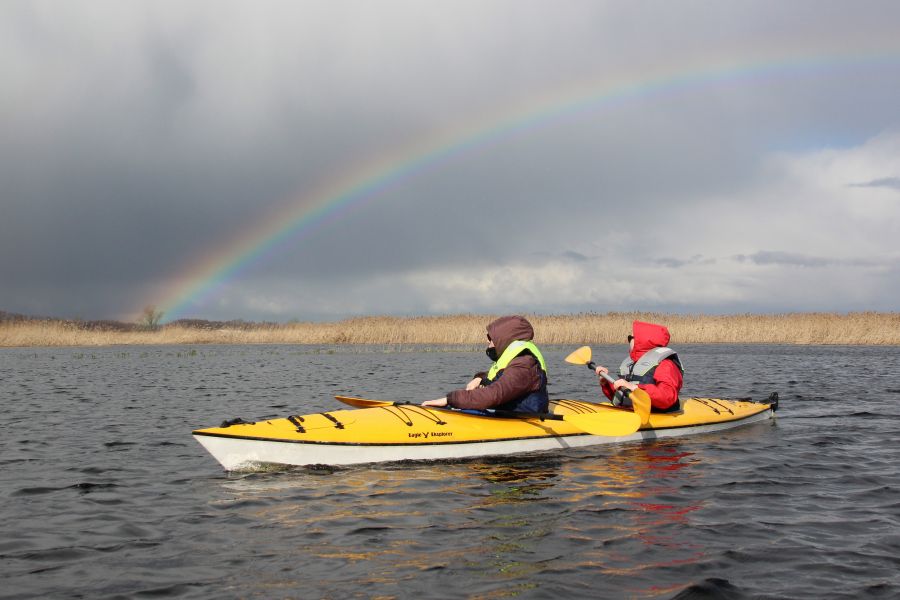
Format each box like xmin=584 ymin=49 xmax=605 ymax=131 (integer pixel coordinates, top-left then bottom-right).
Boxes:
xmin=486 ymin=340 xmax=547 ymax=381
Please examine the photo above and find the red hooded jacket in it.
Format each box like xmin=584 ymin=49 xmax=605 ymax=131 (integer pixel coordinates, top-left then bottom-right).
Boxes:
xmin=601 ymin=321 xmax=683 ymax=411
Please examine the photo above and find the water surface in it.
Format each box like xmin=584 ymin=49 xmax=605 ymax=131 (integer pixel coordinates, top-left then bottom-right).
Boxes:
xmin=2 ymin=344 xmax=899 ymax=598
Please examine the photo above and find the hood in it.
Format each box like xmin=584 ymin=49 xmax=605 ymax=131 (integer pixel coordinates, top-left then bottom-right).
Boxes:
xmin=486 ymin=315 xmax=534 ymax=356
xmin=631 ymin=320 xmax=670 ymax=361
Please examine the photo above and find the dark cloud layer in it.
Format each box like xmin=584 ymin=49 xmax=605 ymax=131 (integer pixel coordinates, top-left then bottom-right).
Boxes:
xmin=733 ymin=251 xmax=889 ymax=269
xmin=848 ymin=177 xmax=900 ymax=190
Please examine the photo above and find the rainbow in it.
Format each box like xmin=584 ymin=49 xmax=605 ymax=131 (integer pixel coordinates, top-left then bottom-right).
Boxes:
xmin=147 ymin=46 xmax=900 ymax=322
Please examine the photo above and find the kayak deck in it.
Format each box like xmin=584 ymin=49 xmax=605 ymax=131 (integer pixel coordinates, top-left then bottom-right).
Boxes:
xmin=193 ymin=396 xmax=776 ymax=470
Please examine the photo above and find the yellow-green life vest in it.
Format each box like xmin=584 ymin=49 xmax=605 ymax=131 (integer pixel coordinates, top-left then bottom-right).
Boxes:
xmin=486 ymin=340 xmax=547 ymax=381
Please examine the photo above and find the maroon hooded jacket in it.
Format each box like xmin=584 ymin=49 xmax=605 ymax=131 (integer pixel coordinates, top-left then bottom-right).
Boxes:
xmin=600 ymin=321 xmax=683 ymax=411
xmin=446 ymin=315 xmax=545 ymax=411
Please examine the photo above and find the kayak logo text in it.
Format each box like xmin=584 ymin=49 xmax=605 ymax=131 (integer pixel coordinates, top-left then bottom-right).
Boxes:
xmin=408 ymin=431 xmax=453 ymax=439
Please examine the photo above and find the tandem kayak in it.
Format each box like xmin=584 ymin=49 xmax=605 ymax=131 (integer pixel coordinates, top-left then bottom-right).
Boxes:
xmin=192 ymin=394 xmax=777 ymax=471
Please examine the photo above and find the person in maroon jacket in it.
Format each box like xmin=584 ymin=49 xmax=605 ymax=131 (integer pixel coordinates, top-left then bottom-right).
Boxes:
xmin=594 ymin=320 xmax=684 ymax=413
xmin=422 ymin=315 xmax=549 ymax=413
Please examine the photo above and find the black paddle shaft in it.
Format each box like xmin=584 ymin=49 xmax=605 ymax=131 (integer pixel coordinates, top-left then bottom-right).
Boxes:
xmin=392 ymin=401 xmax=568 ymax=423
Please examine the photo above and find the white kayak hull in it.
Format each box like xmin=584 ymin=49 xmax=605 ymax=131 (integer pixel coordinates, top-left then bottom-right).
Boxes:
xmin=193 ymin=405 xmax=774 ymax=470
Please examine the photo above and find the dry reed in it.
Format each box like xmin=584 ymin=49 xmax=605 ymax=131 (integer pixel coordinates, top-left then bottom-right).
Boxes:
xmin=1 ymin=312 xmax=898 ymax=347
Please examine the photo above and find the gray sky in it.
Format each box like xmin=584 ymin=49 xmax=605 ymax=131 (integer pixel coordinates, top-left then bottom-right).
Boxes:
xmin=2 ymin=0 xmax=899 ymax=322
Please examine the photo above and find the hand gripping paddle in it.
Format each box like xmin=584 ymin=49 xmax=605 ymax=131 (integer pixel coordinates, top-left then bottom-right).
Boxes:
xmin=564 ymin=346 xmax=652 ymax=425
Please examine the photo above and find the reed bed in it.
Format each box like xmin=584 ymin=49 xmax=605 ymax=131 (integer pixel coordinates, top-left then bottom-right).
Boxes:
xmin=1 ymin=312 xmax=898 ymax=347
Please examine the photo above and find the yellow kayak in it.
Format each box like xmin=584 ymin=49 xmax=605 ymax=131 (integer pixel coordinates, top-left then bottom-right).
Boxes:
xmin=192 ymin=394 xmax=777 ymax=470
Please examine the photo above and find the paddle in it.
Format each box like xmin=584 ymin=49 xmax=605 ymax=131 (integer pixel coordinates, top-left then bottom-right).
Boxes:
xmin=334 ymin=395 xmax=641 ymax=437
xmin=564 ymin=346 xmax=652 ymax=425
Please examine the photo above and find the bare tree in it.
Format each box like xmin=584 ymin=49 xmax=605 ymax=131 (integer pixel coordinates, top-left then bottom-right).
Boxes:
xmin=140 ymin=305 xmax=164 ymax=330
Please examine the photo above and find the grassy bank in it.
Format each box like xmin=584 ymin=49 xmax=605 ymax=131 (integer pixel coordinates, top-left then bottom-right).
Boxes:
xmin=1 ymin=312 xmax=898 ymax=347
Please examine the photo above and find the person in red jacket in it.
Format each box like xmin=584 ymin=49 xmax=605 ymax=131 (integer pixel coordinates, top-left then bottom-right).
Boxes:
xmin=594 ymin=320 xmax=684 ymax=413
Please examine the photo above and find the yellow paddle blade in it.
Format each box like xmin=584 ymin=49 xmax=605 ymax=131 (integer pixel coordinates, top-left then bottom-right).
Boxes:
xmin=565 ymin=346 xmax=593 ymax=365
xmin=334 ymin=395 xmax=395 ymax=408
xmin=564 ymin=410 xmax=641 ymax=437
xmin=629 ymin=388 xmax=652 ymax=425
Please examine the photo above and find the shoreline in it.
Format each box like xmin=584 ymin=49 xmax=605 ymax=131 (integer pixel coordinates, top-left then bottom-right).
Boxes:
xmin=2 ymin=312 xmax=898 ymax=347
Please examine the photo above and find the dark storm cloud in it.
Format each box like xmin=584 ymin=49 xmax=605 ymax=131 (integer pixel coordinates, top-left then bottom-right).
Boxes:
xmin=848 ymin=177 xmax=900 ymax=190
xmin=2 ymin=1 xmax=900 ymax=320
xmin=655 ymin=255 xmax=716 ymax=269
xmin=733 ymin=251 xmax=884 ymax=269
xmin=561 ymin=251 xmax=590 ymax=263
xmin=735 ymin=251 xmax=831 ymax=267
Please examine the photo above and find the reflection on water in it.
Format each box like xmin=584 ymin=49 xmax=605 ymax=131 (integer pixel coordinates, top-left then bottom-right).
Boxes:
xmin=540 ymin=442 xmax=708 ymax=596
xmin=210 ymin=442 xmax=707 ymax=598
xmin=467 ymin=459 xmax=562 ymax=505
